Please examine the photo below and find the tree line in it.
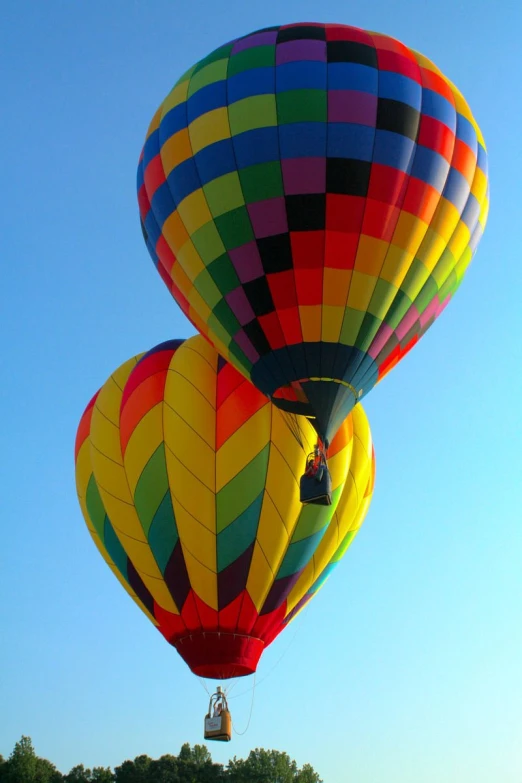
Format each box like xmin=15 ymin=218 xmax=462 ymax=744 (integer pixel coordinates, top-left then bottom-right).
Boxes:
xmin=0 ymin=736 xmax=322 ymax=782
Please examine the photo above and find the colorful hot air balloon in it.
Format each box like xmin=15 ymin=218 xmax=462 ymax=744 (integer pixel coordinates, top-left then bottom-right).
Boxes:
xmin=137 ymin=22 xmax=489 ymax=448
xmin=75 ymin=335 xmax=375 ymax=679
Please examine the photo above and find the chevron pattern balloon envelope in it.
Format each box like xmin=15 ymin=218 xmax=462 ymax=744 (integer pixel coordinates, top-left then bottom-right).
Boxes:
xmin=75 ymin=336 xmax=375 ymax=678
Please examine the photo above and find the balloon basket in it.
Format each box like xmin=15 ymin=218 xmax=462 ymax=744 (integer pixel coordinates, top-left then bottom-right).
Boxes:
xmin=204 ymin=688 xmax=232 ymax=742
xmin=300 ymin=465 xmax=332 ymax=505
xmin=204 ymin=710 xmax=232 ymax=742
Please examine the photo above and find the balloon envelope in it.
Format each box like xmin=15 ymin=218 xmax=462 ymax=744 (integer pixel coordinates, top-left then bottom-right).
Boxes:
xmin=138 ymin=22 xmax=489 ymax=444
xmin=75 ymin=336 xmax=375 ymax=679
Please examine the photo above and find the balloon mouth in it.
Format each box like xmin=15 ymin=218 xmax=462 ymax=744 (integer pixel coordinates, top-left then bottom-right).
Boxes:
xmin=173 ymin=633 xmax=264 ymax=680
xmin=249 ymin=344 xmax=377 ymax=443
xmin=270 ymin=377 xmax=359 ymax=446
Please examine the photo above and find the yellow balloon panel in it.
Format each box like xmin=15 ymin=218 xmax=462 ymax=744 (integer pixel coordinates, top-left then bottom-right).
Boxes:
xmin=216 ymin=407 xmax=270 ymax=492
xmin=124 ymin=405 xmax=164 ymax=495
xmin=246 ymin=541 xmax=276 ymax=612
xmin=165 ymin=367 xmax=217 ymax=443
xmin=163 ymin=404 xmax=216 ymax=492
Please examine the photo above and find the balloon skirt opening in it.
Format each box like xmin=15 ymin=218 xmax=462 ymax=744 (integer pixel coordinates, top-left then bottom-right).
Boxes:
xmin=251 ymin=342 xmax=377 ymax=443
xmin=174 ymin=633 xmax=264 ymax=679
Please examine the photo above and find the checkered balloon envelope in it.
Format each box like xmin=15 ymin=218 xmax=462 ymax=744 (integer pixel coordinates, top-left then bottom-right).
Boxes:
xmin=137 ymin=22 xmax=489 ymax=448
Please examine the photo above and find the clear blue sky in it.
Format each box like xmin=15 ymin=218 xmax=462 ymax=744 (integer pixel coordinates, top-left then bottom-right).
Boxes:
xmin=1 ymin=1 xmax=521 ymax=780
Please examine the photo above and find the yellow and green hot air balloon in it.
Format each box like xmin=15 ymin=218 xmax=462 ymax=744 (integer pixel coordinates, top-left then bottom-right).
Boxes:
xmin=75 ymin=335 xmax=375 ymax=679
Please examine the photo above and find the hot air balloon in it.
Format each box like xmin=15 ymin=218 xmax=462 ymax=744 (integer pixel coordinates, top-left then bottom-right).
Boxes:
xmin=137 ymin=22 xmax=489 ymax=457
xmin=75 ymin=335 xmax=375 ymax=686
